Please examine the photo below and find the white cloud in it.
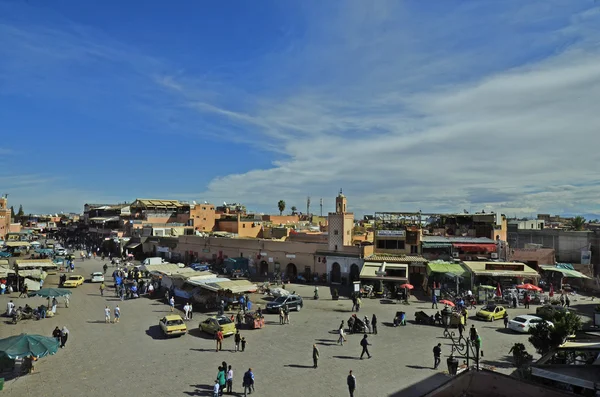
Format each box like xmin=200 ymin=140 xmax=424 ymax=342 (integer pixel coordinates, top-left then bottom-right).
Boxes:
xmin=164 ymin=2 xmax=600 ymax=216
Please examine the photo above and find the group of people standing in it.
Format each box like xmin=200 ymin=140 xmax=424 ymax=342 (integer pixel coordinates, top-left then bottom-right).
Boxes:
xmin=212 ymin=364 xmax=254 ymax=397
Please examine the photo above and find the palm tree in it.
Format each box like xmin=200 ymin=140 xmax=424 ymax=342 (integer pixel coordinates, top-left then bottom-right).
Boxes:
xmin=570 ymin=216 xmax=586 ymax=231
xmin=290 ymin=206 xmax=297 ymax=215
xmin=277 ymin=200 xmax=286 ymax=216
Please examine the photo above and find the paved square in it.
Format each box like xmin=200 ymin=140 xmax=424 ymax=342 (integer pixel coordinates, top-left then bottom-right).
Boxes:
xmin=0 ymin=257 xmax=587 ymax=397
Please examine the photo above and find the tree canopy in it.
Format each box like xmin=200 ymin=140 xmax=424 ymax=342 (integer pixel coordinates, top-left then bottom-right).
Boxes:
xmin=277 ymin=200 xmax=286 ymax=216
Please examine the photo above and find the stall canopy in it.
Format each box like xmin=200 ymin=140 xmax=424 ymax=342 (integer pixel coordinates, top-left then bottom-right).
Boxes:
xmin=359 ymin=261 xmax=408 ymax=282
xmin=15 ymin=260 xmax=57 ymax=269
xmin=0 ymin=265 xmax=15 ymax=278
xmin=462 ymin=261 xmax=540 ymax=278
xmin=539 ymin=265 xmax=591 ymax=279
xmin=5 ymin=242 xmax=30 ymax=248
xmin=426 ymin=260 xmax=468 ymax=277
xmin=199 ymin=279 xmax=257 ymax=294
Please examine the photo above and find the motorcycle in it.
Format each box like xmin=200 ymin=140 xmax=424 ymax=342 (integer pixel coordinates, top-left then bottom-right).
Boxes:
xmin=11 ymin=306 xmax=35 ymax=324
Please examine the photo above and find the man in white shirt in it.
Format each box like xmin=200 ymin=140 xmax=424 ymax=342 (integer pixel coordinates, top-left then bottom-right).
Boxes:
xmin=226 ymin=365 xmax=233 ymax=394
xmin=183 ymin=303 xmax=190 ymax=320
xmin=213 ymin=380 xmax=220 ymax=397
xmin=104 ymin=306 xmax=111 ymax=323
xmin=6 ymin=300 xmax=15 ymax=316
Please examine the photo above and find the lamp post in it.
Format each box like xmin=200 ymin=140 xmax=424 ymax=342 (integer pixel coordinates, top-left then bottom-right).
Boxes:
xmin=444 ymin=329 xmax=480 ymax=372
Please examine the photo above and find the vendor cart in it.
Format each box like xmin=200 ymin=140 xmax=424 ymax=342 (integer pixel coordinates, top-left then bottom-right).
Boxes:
xmin=449 ymin=311 xmax=466 ymax=327
xmin=244 ymin=312 xmax=265 ymax=329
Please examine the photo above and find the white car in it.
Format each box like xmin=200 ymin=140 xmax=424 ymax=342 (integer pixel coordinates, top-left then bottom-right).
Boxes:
xmin=90 ymin=272 xmax=105 ymax=283
xmin=508 ymin=315 xmax=553 ymax=333
xmin=55 ymin=248 xmax=68 ymax=256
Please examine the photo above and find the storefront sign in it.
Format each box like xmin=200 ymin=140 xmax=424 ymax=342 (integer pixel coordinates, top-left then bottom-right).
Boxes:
xmin=268 ymin=257 xmax=274 ymax=263
xmin=260 ymin=252 xmax=267 ymax=256
xmin=377 ymin=230 xmax=406 ymax=237
xmin=485 ymin=263 xmax=524 ymax=272
xmin=286 ymin=254 xmax=296 ymax=259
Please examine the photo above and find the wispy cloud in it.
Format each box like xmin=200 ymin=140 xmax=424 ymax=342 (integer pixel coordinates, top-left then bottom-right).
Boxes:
xmin=162 ymin=1 xmax=600 ymax=215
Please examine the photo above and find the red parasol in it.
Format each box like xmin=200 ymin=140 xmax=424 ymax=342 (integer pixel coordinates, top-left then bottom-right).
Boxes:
xmin=439 ymin=299 xmax=455 ymax=307
xmin=549 ymin=284 xmax=554 ymax=297
xmin=516 ymin=283 xmax=542 ymax=292
xmin=400 ymin=283 xmax=414 ymax=290
xmin=495 ymin=282 xmax=502 ymax=297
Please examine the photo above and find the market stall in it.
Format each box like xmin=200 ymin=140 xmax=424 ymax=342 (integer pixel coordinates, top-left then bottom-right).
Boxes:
xmin=462 ymin=261 xmax=540 ymax=292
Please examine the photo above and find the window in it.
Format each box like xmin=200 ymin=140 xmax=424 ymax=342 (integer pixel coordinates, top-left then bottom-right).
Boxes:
xmin=376 ymin=239 xmax=405 ymax=250
xmin=243 ymin=224 xmax=246 ymax=228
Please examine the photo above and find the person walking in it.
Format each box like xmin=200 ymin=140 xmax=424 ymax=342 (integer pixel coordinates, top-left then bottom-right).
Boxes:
xmin=104 ymin=306 xmax=111 ymax=323
xmin=99 ymin=282 xmax=105 ymax=296
xmin=503 ymin=312 xmax=509 ymax=329
xmin=242 ymin=368 xmax=254 ymax=397
xmin=236 ymin=310 xmax=243 ymax=327
xmin=52 ymin=326 xmax=61 ymax=343
xmin=226 ymin=365 xmax=233 ymax=394
xmin=51 ymin=297 xmax=58 ymax=314
xmin=234 ymin=330 xmax=241 ymax=352
xmin=217 ymin=366 xmax=226 ymax=396
xmin=432 ymin=293 xmax=438 ymax=309
xmin=355 ymin=296 xmax=362 ymax=312
xmin=338 ymin=325 xmax=347 ymax=345
xmin=565 ymin=295 xmax=570 ymax=308
xmin=469 ymin=324 xmax=478 ymax=342
xmin=347 ymin=370 xmax=356 ymax=397
xmin=457 ymin=322 xmax=465 ymax=338
xmin=312 ymin=344 xmax=320 ymax=368
xmin=169 ymin=296 xmax=175 ymax=312
xmin=60 ymin=326 xmax=69 ymax=348
xmin=351 ymin=294 xmax=357 ymax=312
xmin=433 ymin=343 xmax=442 ymax=369
xmin=371 ymin=314 xmax=378 ymax=335
xmin=216 ymin=329 xmax=224 ymax=352
xmin=114 ymin=305 xmax=120 ymax=323
xmin=283 ymin=306 xmax=290 ymax=324
xmin=183 ymin=302 xmax=190 ymax=320
xmin=359 ymin=334 xmax=371 ymax=359
xmin=241 ymin=337 xmax=246 ymax=352
xmin=279 ymin=307 xmax=284 ymax=324
xmin=213 ymin=380 xmax=220 ymax=397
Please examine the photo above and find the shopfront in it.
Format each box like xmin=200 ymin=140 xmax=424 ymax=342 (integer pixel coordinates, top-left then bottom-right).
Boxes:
xmin=462 ymin=261 xmax=540 ymax=290
xmin=359 ymin=261 xmax=409 ymax=297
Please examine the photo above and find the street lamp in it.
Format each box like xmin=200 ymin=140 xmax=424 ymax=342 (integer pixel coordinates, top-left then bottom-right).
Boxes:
xmin=444 ymin=330 xmax=480 ymax=372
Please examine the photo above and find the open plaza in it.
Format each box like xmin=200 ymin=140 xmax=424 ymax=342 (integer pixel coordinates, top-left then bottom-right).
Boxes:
xmin=1 ymin=255 xmax=598 ymax=397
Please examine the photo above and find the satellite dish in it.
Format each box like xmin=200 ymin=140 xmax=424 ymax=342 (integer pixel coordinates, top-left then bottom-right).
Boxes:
xmin=204 ymin=201 xmax=208 ymax=204
xmin=223 ymin=202 xmax=227 ymax=206
xmin=192 ymin=201 xmax=197 ymax=205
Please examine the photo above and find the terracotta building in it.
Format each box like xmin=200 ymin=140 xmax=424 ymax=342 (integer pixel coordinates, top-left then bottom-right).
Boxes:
xmin=0 ymin=196 xmax=12 ymax=240
xmin=189 ymin=202 xmax=216 ymax=232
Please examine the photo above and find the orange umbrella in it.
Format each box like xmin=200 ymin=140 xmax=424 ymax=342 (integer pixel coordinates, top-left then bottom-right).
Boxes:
xmin=516 ymin=283 xmax=542 ymax=292
xmin=439 ymin=299 xmax=455 ymax=307
xmin=399 ymin=283 xmax=414 ymax=290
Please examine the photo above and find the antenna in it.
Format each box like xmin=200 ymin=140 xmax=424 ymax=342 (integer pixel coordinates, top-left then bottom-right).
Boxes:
xmin=320 ymin=198 xmax=323 ymax=217
xmin=306 ymin=196 xmax=311 ymax=216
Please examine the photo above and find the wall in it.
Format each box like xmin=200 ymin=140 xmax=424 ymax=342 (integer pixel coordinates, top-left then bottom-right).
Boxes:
xmin=510 ymin=248 xmax=555 ymax=268
xmin=287 ymin=232 xmax=328 ymax=243
xmin=9 ymin=223 xmax=22 ymax=233
xmin=190 ymin=204 xmax=216 ymax=231
xmin=174 ymin=235 xmax=328 ymax=276
xmin=262 ymin=215 xmax=300 ymax=225
xmin=508 ymin=229 xmax=593 ymax=264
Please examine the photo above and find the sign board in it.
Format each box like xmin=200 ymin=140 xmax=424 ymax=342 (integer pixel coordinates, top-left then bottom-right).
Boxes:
xmin=286 ymin=254 xmax=296 ymax=259
xmin=484 ymin=263 xmax=524 ymax=272
xmin=377 ymin=230 xmax=406 ymax=237
xmin=260 ymin=252 xmax=267 ymax=256
xmin=202 ymin=248 xmax=210 ymax=253
xmin=581 ymin=251 xmax=592 ymax=265
xmin=353 ymin=282 xmax=361 ymax=293
xmin=268 ymin=257 xmax=274 ymax=263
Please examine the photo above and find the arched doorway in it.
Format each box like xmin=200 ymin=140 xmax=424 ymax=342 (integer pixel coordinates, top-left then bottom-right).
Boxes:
xmin=259 ymin=261 xmax=268 ymax=277
xmin=350 ymin=264 xmax=360 ymax=281
xmin=286 ymin=263 xmax=297 ymax=280
xmin=330 ymin=262 xmax=341 ymax=284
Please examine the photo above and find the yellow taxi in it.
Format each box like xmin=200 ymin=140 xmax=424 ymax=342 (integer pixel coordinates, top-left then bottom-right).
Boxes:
xmin=200 ymin=315 xmax=236 ymax=336
xmin=159 ymin=315 xmax=187 ymax=337
xmin=62 ymin=275 xmax=85 ymax=288
xmin=476 ymin=304 xmax=506 ymax=321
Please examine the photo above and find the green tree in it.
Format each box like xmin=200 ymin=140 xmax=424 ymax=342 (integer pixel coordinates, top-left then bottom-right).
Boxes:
xmin=570 ymin=216 xmax=586 ymax=231
xmin=528 ymin=312 xmax=582 ymax=355
xmin=10 ymin=206 xmax=15 ymax=221
xmin=290 ymin=206 xmax=297 ymax=215
xmin=277 ymin=200 xmax=286 ymax=216
xmin=16 ymin=205 xmax=24 ymax=218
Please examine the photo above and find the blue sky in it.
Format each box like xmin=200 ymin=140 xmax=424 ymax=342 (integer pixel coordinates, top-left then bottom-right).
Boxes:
xmin=1 ymin=0 xmax=600 ymax=217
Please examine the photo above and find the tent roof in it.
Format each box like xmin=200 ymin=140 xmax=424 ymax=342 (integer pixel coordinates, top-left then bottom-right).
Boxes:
xmin=426 ymin=261 xmax=468 ymax=277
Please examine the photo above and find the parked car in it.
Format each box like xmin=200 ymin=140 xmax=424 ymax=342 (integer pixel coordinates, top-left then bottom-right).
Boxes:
xmin=90 ymin=272 xmax=104 ymax=283
xmin=536 ymin=305 xmax=570 ymax=321
xmin=266 ymin=294 xmax=304 ymax=313
xmin=62 ymin=275 xmax=85 ymax=288
xmin=54 ymin=248 xmax=67 ymax=256
xmin=159 ymin=315 xmax=187 ymax=337
xmin=508 ymin=315 xmax=554 ymax=333
xmin=200 ymin=316 xmax=237 ymax=336
xmin=476 ymin=304 xmax=506 ymax=321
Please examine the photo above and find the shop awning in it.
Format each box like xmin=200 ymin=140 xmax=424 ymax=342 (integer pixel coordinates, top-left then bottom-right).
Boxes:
xmin=359 ymin=261 xmax=408 ymax=282
xmin=200 ymin=280 xmax=257 ymax=294
xmin=452 ymin=243 xmax=497 ymax=253
xmin=426 ymin=261 xmax=468 ymax=277
xmin=422 ymin=242 xmax=452 ymax=249
xmin=5 ymin=242 xmax=30 ymax=248
xmin=462 ymin=261 xmax=540 ymax=278
xmin=539 ymin=265 xmax=591 ymax=279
